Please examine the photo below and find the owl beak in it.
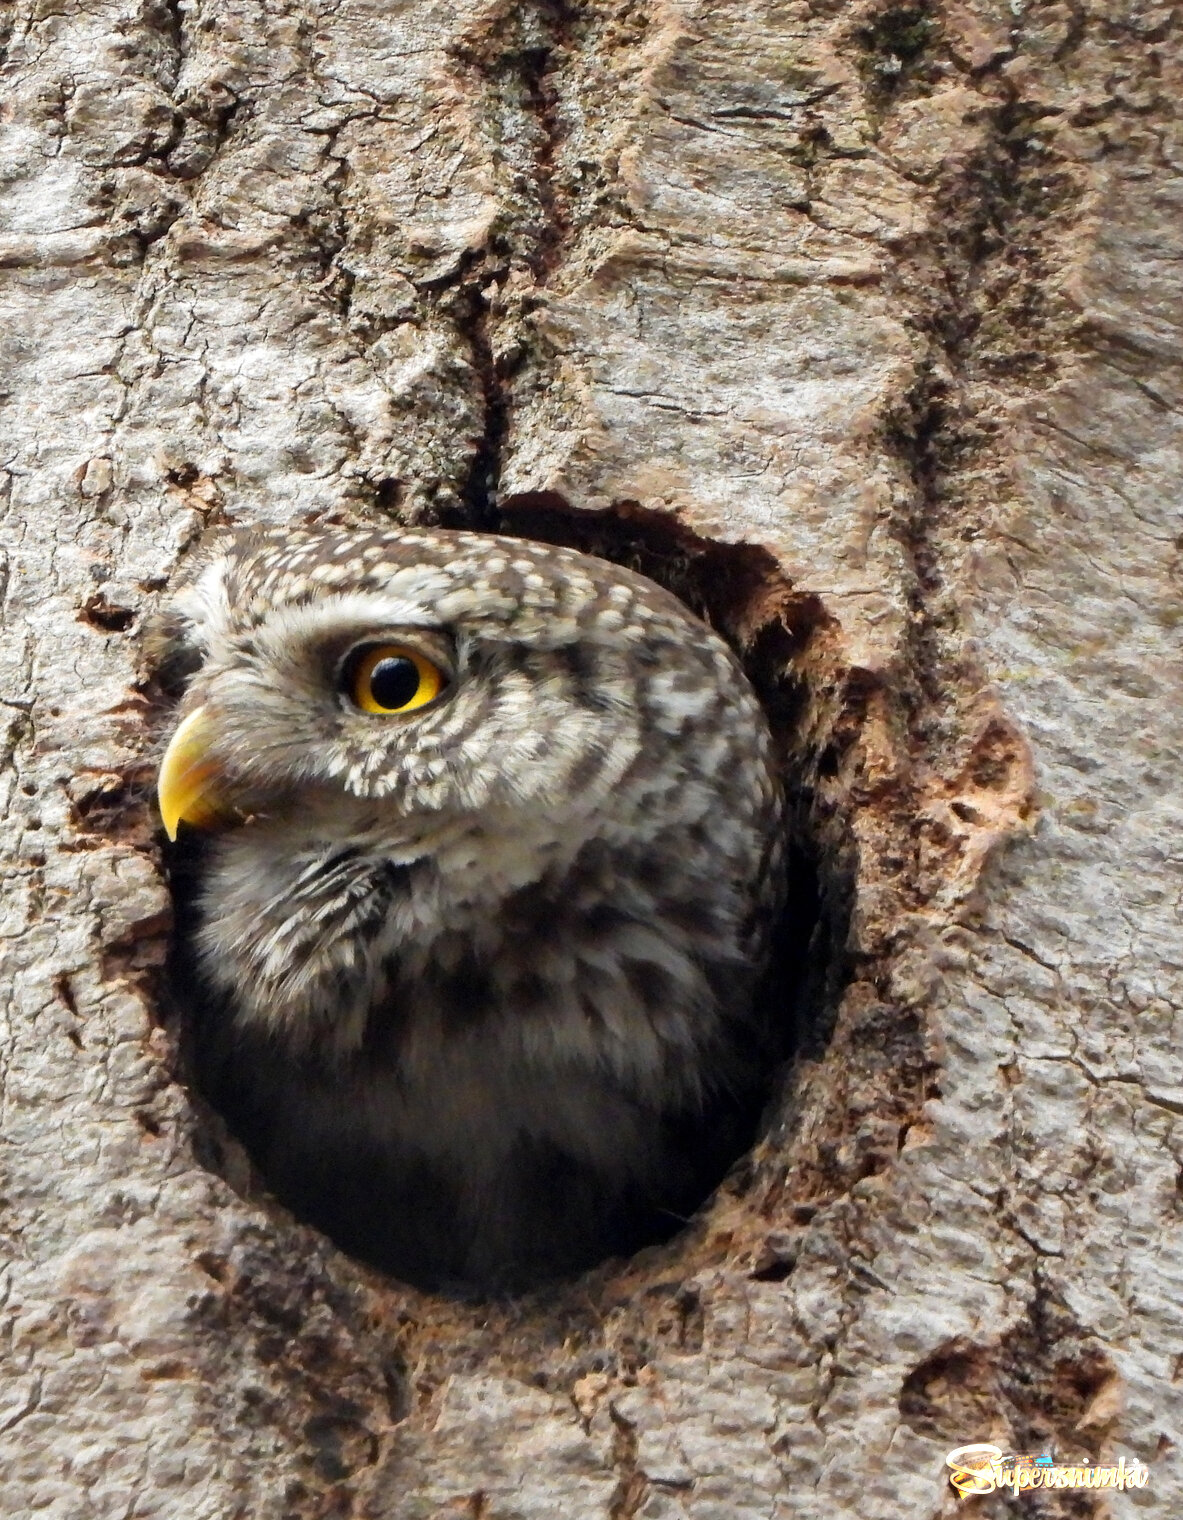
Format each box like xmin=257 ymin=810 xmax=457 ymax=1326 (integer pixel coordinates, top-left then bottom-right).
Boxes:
xmin=158 ymin=705 xmax=228 ymax=841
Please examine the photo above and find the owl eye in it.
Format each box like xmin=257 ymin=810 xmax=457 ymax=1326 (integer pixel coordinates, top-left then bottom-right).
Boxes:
xmin=345 ymin=644 xmax=446 ymax=715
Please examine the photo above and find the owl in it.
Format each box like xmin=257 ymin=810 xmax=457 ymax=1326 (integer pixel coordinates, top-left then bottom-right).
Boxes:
xmin=156 ymin=525 xmax=785 ymax=1293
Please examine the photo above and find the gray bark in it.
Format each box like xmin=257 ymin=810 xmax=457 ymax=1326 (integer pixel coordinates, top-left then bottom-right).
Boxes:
xmin=1 ymin=0 xmax=1179 ymax=1516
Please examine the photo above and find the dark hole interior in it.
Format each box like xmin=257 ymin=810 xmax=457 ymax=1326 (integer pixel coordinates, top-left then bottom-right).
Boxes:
xmin=156 ymin=496 xmax=847 ymax=1297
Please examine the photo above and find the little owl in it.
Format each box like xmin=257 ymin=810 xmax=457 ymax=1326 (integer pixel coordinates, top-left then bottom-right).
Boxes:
xmin=156 ymin=525 xmax=784 ymax=1292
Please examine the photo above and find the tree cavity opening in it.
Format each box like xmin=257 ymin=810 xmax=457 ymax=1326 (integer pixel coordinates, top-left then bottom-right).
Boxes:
xmin=153 ymin=496 xmax=853 ymax=1298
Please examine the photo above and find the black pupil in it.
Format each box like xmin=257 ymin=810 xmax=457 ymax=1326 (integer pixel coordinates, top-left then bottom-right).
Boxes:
xmin=369 ymin=655 xmax=421 ymax=709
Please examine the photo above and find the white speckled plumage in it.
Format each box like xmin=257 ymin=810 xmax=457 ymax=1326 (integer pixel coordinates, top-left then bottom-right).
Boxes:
xmin=159 ymin=525 xmax=785 ymax=1292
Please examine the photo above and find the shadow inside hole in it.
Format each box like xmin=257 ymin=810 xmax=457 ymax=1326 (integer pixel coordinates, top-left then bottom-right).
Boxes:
xmin=157 ymin=498 xmax=847 ymax=1296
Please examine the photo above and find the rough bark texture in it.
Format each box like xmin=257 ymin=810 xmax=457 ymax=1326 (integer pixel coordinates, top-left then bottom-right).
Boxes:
xmin=0 ymin=0 xmax=1179 ymax=1516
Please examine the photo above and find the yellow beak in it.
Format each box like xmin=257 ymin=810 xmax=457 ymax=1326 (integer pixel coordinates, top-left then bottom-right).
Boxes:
xmin=157 ymin=705 xmax=227 ymax=840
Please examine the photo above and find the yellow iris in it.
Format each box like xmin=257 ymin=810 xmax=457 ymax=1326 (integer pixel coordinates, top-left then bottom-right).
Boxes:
xmin=349 ymin=644 xmax=444 ymax=714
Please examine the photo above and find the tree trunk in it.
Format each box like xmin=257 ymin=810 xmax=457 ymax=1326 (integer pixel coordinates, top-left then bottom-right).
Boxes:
xmin=1 ymin=0 xmax=1179 ymax=1516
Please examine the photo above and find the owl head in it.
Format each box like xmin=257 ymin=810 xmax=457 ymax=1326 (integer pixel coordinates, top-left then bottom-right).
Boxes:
xmin=157 ymin=525 xmax=776 ymax=858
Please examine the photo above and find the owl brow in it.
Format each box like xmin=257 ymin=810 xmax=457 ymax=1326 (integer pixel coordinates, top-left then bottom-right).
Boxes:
xmin=249 ymin=591 xmax=454 ymax=657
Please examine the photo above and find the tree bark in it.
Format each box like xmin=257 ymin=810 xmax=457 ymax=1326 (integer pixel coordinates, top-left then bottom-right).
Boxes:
xmin=1 ymin=0 xmax=1179 ymax=1516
